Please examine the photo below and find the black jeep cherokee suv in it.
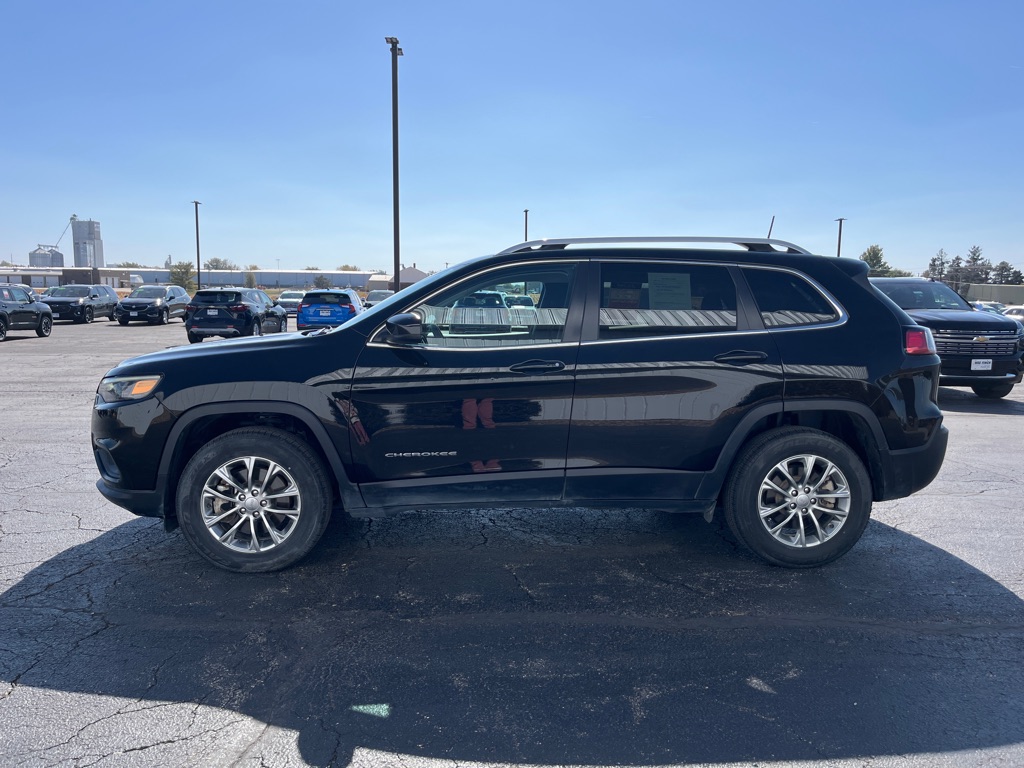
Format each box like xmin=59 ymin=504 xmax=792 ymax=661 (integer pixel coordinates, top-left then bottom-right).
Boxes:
xmin=871 ymin=277 xmax=1024 ymax=399
xmin=92 ymin=237 xmax=948 ymax=572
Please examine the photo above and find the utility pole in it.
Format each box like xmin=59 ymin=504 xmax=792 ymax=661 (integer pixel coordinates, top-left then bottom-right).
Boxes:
xmin=193 ymin=201 xmax=202 ymax=288
xmin=386 ymin=37 xmax=403 ymax=291
xmin=524 ymin=209 xmax=529 ymax=241
xmin=835 ymin=217 xmax=846 ymax=258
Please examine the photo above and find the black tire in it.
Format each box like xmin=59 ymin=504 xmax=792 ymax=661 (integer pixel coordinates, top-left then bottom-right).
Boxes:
xmin=82 ymin=306 xmax=94 ymax=324
xmin=159 ymin=308 xmax=169 ymax=325
xmin=722 ymin=427 xmax=872 ymax=568
xmin=118 ymin=317 xmax=129 ymax=326
xmin=971 ymin=382 xmax=1014 ymax=399
xmin=187 ymin=331 xmax=202 ymax=344
xmin=0 ymin=317 xmax=7 ymax=342
xmin=108 ymin=308 xmax=116 ymax=321
xmin=280 ymin=316 xmax=287 ymax=333
xmin=35 ymin=315 xmax=52 ymax=337
xmin=250 ymin=319 xmax=263 ymax=337
xmin=176 ymin=427 xmax=333 ymax=572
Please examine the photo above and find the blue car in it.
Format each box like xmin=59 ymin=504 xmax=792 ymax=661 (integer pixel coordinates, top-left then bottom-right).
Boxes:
xmin=296 ymin=290 xmax=358 ymax=330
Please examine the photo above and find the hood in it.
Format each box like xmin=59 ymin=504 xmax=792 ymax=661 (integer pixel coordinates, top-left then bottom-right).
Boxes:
xmin=45 ymin=297 xmax=86 ymax=305
xmin=904 ymin=308 xmax=1021 ymax=332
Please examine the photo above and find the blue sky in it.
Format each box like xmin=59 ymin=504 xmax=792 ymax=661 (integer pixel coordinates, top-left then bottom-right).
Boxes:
xmin=2 ymin=1 xmax=1022 ymax=275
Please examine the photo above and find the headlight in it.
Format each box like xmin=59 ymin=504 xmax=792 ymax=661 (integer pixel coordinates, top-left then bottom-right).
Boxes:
xmin=96 ymin=375 xmax=163 ymax=403
xmin=77 ymin=298 xmax=85 ymax=304
xmin=153 ymin=299 xmax=163 ymax=306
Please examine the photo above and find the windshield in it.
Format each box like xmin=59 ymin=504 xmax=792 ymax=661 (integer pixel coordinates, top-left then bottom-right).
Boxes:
xmin=51 ymin=286 xmax=90 ymax=298
xmin=874 ymin=281 xmax=973 ymax=311
xmin=366 ymin=290 xmax=394 ymax=301
xmin=128 ymin=287 xmax=166 ymax=299
xmin=279 ymin=291 xmax=304 ymax=300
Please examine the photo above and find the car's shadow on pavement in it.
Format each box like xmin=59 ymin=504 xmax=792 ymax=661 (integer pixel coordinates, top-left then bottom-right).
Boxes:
xmin=2 ymin=508 xmax=1023 ymax=766
xmin=937 ymin=386 xmax=1024 ymax=414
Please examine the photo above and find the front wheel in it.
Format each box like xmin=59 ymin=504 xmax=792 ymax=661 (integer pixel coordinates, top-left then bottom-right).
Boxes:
xmin=723 ymin=427 xmax=872 ymax=568
xmin=250 ymin=319 xmax=263 ymax=337
xmin=0 ymin=317 xmax=7 ymax=342
xmin=971 ymin=382 xmax=1014 ymax=399
xmin=36 ymin=315 xmax=52 ymax=337
xmin=176 ymin=427 xmax=333 ymax=572
xmin=80 ymin=307 xmax=94 ymax=324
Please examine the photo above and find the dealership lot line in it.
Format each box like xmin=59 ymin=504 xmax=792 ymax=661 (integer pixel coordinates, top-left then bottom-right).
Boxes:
xmin=1 ymin=321 xmax=1022 ymax=768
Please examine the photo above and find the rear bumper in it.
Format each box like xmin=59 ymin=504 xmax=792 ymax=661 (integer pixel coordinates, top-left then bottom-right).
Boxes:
xmin=876 ymin=424 xmax=948 ymax=501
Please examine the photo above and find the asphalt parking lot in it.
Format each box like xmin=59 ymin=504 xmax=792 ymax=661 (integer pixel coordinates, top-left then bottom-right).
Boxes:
xmin=1 ymin=319 xmax=1023 ymax=767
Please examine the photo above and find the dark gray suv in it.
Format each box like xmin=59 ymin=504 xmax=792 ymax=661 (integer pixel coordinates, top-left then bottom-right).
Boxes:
xmin=93 ymin=237 xmax=949 ymax=572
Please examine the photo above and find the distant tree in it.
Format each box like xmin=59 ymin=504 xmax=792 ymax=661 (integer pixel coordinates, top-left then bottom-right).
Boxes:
xmin=945 ymin=255 xmax=966 ymax=292
xmin=111 ymin=261 xmax=147 ymax=268
xmin=312 ymin=274 xmax=331 ymax=289
xmin=0 ymin=259 xmax=14 ymax=267
xmin=1010 ymin=269 xmax=1024 ymax=285
xmin=859 ymin=245 xmax=894 ymax=277
xmin=305 ymin=266 xmax=321 ymax=271
xmin=992 ymin=261 xmax=1015 ymax=285
xmin=963 ymin=245 xmax=991 ymax=285
xmin=244 ymin=264 xmax=260 ymax=289
xmin=887 ymin=268 xmax=915 ymax=277
xmin=169 ymin=261 xmax=196 ymax=292
xmin=337 ymin=264 xmax=360 ymax=271
xmin=924 ymin=249 xmax=948 ymax=281
xmin=204 ymin=257 xmax=238 ymax=270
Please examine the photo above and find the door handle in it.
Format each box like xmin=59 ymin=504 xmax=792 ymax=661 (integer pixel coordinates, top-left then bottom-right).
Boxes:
xmin=509 ymin=359 xmax=566 ymax=374
xmin=713 ymin=350 xmax=769 ymax=365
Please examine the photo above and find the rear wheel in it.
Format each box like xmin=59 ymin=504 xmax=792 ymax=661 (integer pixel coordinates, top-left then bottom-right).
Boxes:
xmin=971 ymin=382 xmax=1014 ymax=399
xmin=723 ymin=427 xmax=872 ymax=568
xmin=35 ymin=315 xmax=52 ymax=337
xmin=176 ymin=427 xmax=333 ymax=572
xmin=0 ymin=317 xmax=7 ymax=342
xmin=250 ymin=319 xmax=263 ymax=337
xmin=187 ymin=331 xmax=202 ymax=344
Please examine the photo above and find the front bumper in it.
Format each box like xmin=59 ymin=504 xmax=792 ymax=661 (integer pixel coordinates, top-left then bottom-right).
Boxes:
xmin=116 ymin=304 xmax=162 ymax=321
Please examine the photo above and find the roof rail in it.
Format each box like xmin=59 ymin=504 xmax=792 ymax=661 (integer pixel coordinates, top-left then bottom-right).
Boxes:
xmin=497 ymin=236 xmax=813 ymax=256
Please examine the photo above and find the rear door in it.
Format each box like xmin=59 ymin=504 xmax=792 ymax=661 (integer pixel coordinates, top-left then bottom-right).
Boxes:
xmin=565 ymin=258 xmax=784 ymax=503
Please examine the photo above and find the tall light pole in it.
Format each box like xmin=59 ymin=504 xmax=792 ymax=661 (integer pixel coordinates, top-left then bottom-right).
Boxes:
xmin=835 ymin=217 xmax=846 ymax=258
xmin=385 ymin=36 xmax=403 ymax=292
xmin=192 ymin=201 xmax=202 ymax=288
xmin=524 ymin=209 xmax=529 ymax=241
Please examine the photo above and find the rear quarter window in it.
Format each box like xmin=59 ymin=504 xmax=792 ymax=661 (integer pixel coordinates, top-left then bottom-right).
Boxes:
xmin=744 ymin=268 xmax=840 ymax=328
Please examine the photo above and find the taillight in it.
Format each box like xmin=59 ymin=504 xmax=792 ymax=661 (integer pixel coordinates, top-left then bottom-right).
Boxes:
xmin=185 ymin=304 xmax=197 ymax=312
xmin=905 ymin=327 xmax=936 ymax=355
xmin=228 ymin=304 xmax=247 ymax=313
xmin=298 ymin=303 xmax=310 ymax=311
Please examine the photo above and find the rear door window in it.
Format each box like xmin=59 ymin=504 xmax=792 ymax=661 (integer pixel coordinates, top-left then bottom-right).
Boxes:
xmin=596 ymin=262 xmax=738 ymax=339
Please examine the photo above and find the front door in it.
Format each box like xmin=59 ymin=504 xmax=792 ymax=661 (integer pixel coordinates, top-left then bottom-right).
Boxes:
xmin=347 ymin=260 xmax=584 ymax=509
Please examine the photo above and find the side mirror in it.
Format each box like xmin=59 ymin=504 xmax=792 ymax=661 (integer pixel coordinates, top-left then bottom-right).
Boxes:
xmin=91 ymin=293 xmax=100 ymax=299
xmin=385 ymin=313 xmax=423 ymax=345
